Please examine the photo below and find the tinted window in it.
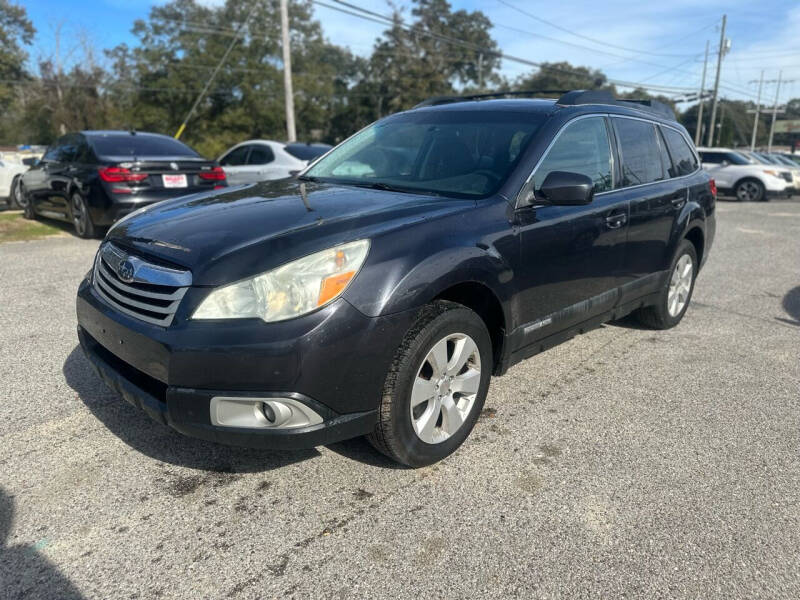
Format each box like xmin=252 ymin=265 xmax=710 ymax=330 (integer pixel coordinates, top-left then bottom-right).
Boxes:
xmin=248 ymin=145 xmax=275 ymax=165
xmin=285 ymin=143 xmax=331 ymax=161
xmin=220 ymin=146 xmax=249 ymax=166
xmin=43 ymin=144 xmax=60 ymax=162
xmin=661 ymin=127 xmax=698 ymax=177
xmin=306 ymin=111 xmax=547 ymax=198
xmin=613 ymin=118 xmax=665 ymax=186
xmin=89 ymin=134 xmax=200 ymax=158
xmin=58 ymin=135 xmax=80 ymax=163
xmin=532 ymin=117 xmax=613 ymax=194
xmin=699 ymin=151 xmax=723 ymax=164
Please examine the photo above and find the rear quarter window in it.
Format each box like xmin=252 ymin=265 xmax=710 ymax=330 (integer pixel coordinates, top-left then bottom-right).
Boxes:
xmin=285 ymin=143 xmax=331 ymax=161
xmin=661 ymin=127 xmax=698 ymax=177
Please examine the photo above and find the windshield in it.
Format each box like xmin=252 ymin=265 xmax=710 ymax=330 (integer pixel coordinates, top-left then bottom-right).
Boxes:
xmin=90 ymin=135 xmax=200 ymax=158
xmin=305 ymin=110 xmax=546 ymax=198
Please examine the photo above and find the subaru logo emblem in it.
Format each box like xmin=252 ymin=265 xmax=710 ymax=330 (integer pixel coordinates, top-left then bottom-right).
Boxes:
xmin=170 ymin=162 xmax=179 ymax=171
xmin=117 ymin=260 xmax=135 ymax=283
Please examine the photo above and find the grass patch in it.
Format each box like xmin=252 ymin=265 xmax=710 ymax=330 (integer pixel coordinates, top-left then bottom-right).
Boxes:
xmin=0 ymin=211 xmax=67 ymax=243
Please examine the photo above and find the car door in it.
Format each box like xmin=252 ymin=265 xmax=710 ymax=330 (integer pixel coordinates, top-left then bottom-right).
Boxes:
xmin=45 ymin=134 xmax=80 ymax=219
xmin=24 ymin=142 xmax=60 ymax=208
xmin=218 ymin=145 xmax=251 ymax=185
xmin=610 ymin=117 xmax=689 ymax=300
xmin=513 ymin=115 xmax=628 ymax=338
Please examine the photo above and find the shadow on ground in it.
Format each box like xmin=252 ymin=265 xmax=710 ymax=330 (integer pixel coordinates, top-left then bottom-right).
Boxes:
xmin=0 ymin=487 xmax=86 ymax=599
xmin=778 ymin=285 xmax=800 ymax=327
xmin=63 ymin=346 xmax=321 ymax=473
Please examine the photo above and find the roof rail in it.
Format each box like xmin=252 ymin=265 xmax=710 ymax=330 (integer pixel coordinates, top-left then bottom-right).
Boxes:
xmin=556 ymin=89 xmax=676 ymax=121
xmin=413 ymin=90 xmax=570 ymax=108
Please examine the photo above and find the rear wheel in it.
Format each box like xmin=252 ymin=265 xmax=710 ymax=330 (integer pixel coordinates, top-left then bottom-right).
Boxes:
xmin=368 ymin=301 xmax=492 ymax=467
xmin=735 ymin=179 xmax=765 ymax=202
xmin=634 ymin=239 xmax=697 ymax=330
xmin=70 ymin=191 xmax=96 ymax=238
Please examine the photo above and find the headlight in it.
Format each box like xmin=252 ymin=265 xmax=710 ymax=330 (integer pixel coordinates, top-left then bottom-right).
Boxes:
xmin=762 ymin=169 xmax=778 ymax=177
xmin=192 ymin=239 xmax=370 ymax=322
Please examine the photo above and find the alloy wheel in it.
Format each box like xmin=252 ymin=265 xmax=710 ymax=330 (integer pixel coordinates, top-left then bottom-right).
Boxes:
xmin=13 ymin=179 xmax=27 ymax=208
xmin=736 ymin=181 xmax=761 ymax=202
xmin=410 ymin=333 xmax=481 ymax=444
xmin=667 ymin=254 xmax=693 ymax=317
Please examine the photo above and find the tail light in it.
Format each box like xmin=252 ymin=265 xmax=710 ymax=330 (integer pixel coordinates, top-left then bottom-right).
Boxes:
xmin=98 ymin=166 xmax=147 ymax=183
xmin=198 ymin=166 xmax=226 ymax=181
xmin=709 ymin=178 xmax=717 ymax=199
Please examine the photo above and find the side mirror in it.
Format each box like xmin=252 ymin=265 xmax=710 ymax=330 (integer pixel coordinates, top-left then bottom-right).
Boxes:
xmin=720 ymin=160 xmax=729 ymax=167
xmin=538 ymin=171 xmax=594 ymax=206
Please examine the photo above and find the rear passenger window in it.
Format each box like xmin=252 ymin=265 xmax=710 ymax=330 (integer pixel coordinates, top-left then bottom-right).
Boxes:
xmin=613 ymin=118 xmax=665 ymax=186
xmin=661 ymin=127 xmax=698 ymax=177
xmin=220 ymin=146 xmax=249 ymax=166
xmin=532 ymin=117 xmax=613 ymax=194
xmin=248 ymin=146 xmax=275 ymax=165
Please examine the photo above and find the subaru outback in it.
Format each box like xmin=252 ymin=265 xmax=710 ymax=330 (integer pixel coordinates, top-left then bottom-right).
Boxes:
xmin=76 ymin=90 xmax=716 ymax=467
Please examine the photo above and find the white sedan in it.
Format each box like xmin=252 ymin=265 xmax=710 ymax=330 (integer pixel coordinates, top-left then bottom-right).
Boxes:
xmin=217 ymin=140 xmax=331 ymax=185
xmin=0 ymin=157 xmax=29 ymax=207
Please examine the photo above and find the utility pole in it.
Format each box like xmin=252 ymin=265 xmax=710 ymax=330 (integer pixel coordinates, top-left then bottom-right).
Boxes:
xmin=716 ymin=101 xmax=726 ymax=146
xmin=706 ymin=14 xmax=727 ymax=147
xmin=695 ymin=40 xmax=710 ymax=145
xmin=767 ymin=70 xmax=782 ymax=152
xmin=280 ymin=0 xmax=297 ymax=142
xmin=749 ymin=70 xmax=764 ymax=150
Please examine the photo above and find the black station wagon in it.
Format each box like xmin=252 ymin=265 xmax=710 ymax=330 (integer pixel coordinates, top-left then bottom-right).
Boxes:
xmin=76 ymin=90 xmax=716 ymax=466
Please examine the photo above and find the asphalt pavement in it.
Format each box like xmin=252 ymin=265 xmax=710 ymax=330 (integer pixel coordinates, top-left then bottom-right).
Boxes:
xmin=1 ymin=199 xmax=799 ymax=599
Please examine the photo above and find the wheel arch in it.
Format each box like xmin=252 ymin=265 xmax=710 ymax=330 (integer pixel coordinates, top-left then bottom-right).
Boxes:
xmin=732 ymin=175 xmax=765 ymax=193
xmin=434 ymin=281 xmax=507 ymax=375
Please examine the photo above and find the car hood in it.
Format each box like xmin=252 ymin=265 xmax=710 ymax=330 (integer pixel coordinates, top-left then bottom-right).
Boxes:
xmin=106 ymin=179 xmax=473 ymax=286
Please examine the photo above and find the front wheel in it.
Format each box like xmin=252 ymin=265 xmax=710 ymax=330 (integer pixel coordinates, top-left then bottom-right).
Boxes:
xmin=735 ymin=179 xmax=765 ymax=202
xmin=633 ymin=239 xmax=697 ymax=330
xmin=368 ymin=301 xmax=493 ymax=467
xmin=70 ymin=191 xmax=96 ymax=238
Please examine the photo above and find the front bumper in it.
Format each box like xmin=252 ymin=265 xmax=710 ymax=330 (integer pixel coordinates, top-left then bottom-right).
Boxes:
xmin=76 ymin=279 xmax=416 ymax=449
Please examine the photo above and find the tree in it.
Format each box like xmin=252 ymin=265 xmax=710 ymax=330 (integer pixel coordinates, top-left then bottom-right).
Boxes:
xmin=352 ymin=0 xmax=501 ymax=121
xmin=513 ymin=62 xmax=610 ymax=94
xmin=0 ymin=0 xmax=35 ymax=141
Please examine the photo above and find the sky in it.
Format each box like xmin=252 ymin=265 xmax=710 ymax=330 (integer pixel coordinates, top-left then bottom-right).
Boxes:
xmin=17 ymin=0 xmax=800 ymax=107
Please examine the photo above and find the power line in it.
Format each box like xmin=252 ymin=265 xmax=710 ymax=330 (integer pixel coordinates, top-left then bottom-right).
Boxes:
xmin=495 ymin=0 xmax=705 ymax=58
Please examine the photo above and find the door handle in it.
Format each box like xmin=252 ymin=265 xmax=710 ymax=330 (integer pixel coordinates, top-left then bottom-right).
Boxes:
xmin=605 ymin=213 xmax=627 ymax=229
xmin=670 ymin=193 xmax=687 ymax=207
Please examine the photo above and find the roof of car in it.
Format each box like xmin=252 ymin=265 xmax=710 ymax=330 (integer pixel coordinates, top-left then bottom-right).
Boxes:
xmin=695 ymin=147 xmax=740 ymax=152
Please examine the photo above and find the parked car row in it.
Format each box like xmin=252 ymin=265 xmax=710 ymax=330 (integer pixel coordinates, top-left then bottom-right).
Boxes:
xmin=14 ymin=131 xmax=330 ymax=237
xmin=697 ymin=147 xmax=798 ymax=202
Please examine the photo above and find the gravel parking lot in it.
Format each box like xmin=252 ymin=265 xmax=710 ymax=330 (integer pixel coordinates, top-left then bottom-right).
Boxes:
xmin=1 ymin=199 xmax=799 ymax=599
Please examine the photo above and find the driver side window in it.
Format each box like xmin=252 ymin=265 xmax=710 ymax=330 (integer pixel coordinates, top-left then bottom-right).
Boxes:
xmin=531 ymin=117 xmax=614 ymax=198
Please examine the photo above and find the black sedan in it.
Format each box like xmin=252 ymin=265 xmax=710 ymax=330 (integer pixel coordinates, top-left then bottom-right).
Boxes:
xmin=19 ymin=131 xmax=226 ymax=238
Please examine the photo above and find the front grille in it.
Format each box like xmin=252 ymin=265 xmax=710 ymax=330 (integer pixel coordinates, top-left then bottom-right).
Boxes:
xmin=93 ymin=243 xmax=191 ymax=327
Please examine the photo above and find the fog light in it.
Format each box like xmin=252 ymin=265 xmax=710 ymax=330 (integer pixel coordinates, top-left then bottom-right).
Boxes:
xmin=210 ymin=397 xmax=323 ymax=429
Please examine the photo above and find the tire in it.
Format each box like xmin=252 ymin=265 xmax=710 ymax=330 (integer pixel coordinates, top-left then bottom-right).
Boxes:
xmin=70 ymin=191 xmax=97 ymax=238
xmin=367 ymin=300 xmax=493 ymax=467
xmin=9 ymin=176 xmax=26 ymax=210
xmin=735 ymin=178 xmax=765 ymax=202
xmin=634 ymin=239 xmax=698 ymax=330
xmin=22 ymin=191 xmax=36 ymax=220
